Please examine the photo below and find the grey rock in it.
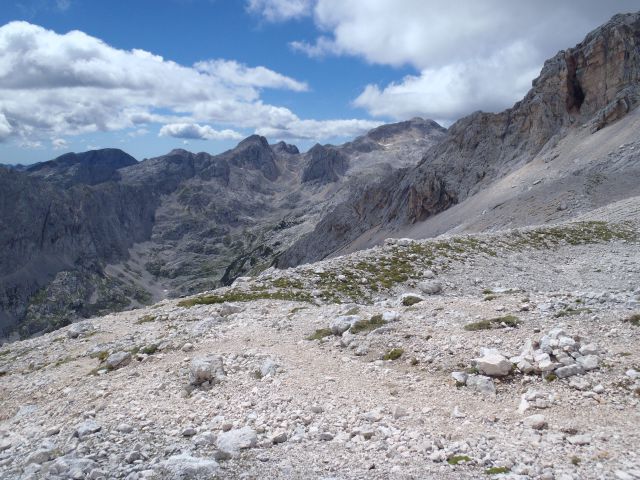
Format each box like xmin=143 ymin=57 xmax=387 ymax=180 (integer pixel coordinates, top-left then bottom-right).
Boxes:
xmin=105 ymin=351 xmax=132 ymax=370
xmin=465 ymin=374 xmax=496 ymax=395
xmin=189 ymin=356 xmax=225 ymax=386
xmin=330 ymin=315 xmax=358 ymax=335
xmin=216 ymin=427 xmax=257 ymax=457
xmin=524 ymin=414 xmax=547 ymax=430
xmin=271 ymin=432 xmax=287 ymax=444
xmin=158 ymin=453 xmax=219 ymax=479
xmin=260 ymin=358 xmax=278 ymax=378
xmin=555 ymin=364 xmax=585 ymax=378
xmin=75 ymin=419 xmax=101 ymax=438
xmin=475 ymin=349 xmax=512 ymax=377
xmin=417 ymin=281 xmax=442 ymax=295
xmin=576 ymin=354 xmax=599 ymax=371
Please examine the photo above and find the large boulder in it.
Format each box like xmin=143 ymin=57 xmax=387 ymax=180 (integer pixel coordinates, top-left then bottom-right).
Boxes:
xmin=216 ymin=427 xmax=257 ymax=458
xmin=474 ymin=349 xmax=512 ymax=377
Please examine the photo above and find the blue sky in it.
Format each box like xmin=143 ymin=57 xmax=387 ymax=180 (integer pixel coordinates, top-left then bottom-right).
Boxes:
xmin=0 ymin=0 xmax=637 ymax=164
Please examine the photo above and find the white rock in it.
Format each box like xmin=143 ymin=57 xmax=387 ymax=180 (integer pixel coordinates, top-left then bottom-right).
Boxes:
xmin=105 ymin=351 xmax=131 ymax=370
xmin=330 ymin=316 xmax=358 ymax=335
xmin=555 ymin=364 xmax=584 ymax=378
xmin=524 ymin=414 xmax=547 ymax=430
xmin=382 ymin=311 xmax=400 ymax=322
xmin=75 ymin=420 xmax=101 ymax=439
xmin=577 ymin=355 xmax=599 ymax=371
xmin=158 ymin=453 xmax=218 ymax=478
xmin=216 ymin=427 xmax=257 ymax=457
xmin=260 ymin=358 xmax=278 ymax=378
xmin=417 ymin=281 xmax=442 ymax=295
xmin=475 ymin=351 xmax=512 ymax=377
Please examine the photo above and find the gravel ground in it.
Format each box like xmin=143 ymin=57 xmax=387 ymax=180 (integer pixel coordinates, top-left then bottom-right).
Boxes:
xmin=1 ymin=203 xmax=639 ymax=480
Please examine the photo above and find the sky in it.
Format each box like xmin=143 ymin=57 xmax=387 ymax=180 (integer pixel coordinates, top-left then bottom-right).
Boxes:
xmin=0 ymin=0 xmax=638 ymax=164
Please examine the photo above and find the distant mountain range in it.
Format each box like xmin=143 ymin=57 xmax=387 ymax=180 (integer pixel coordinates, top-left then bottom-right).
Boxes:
xmin=1 ymin=12 xmax=640 ymax=340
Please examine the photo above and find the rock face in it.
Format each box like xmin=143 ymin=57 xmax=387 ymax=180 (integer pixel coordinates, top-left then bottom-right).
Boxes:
xmin=278 ymin=12 xmax=640 ymax=267
xmin=301 ymin=144 xmax=349 ymax=184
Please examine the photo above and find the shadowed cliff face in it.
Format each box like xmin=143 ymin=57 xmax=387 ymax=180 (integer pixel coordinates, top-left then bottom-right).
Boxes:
xmin=277 ymin=12 xmax=640 ymax=268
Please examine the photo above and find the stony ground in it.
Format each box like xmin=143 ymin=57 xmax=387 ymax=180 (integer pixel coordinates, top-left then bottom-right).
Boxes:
xmin=1 ymin=205 xmax=639 ymax=480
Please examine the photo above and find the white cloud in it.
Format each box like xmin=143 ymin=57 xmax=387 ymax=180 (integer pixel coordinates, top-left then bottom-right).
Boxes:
xmin=0 ymin=21 xmax=315 ymax=143
xmin=283 ymin=0 xmax=640 ymax=123
xmin=52 ymin=138 xmax=68 ymax=150
xmin=0 ymin=113 xmax=11 ymax=141
xmin=195 ymin=59 xmax=308 ymax=92
xmin=127 ymin=128 xmax=149 ymax=138
xmin=246 ymin=0 xmax=314 ymax=22
xmin=256 ymin=118 xmax=381 ymax=140
xmin=159 ymin=123 xmax=244 ymax=141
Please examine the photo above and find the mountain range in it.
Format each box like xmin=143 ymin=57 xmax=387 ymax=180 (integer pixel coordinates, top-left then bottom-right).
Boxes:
xmin=1 ymin=12 xmax=640 ymax=340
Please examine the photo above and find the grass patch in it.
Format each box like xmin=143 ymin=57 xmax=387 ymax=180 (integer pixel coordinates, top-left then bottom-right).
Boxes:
xmin=464 ymin=315 xmax=520 ymax=331
xmin=140 ymin=344 xmax=158 ymax=355
xmin=482 ymin=289 xmax=493 ymax=295
xmin=178 ymin=289 xmax=313 ymax=307
xmin=571 ymin=456 xmax=581 ymax=466
xmin=89 ymin=350 xmax=109 ymax=362
xmin=383 ymin=348 xmax=404 ymax=361
xmin=447 ymin=455 xmax=472 ymax=465
xmin=0 ymin=349 xmax=11 ymax=358
xmin=624 ymin=313 xmax=640 ymax=327
xmin=485 ymin=466 xmax=510 ymax=475
xmin=350 ymin=314 xmax=386 ymax=334
xmin=544 ymin=373 xmax=557 ymax=382
xmin=136 ymin=314 xmax=157 ymax=324
xmin=554 ymin=307 xmax=592 ymax=318
xmin=306 ymin=328 xmax=333 ymax=341
xmin=483 ymin=294 xmax=497 ymax=301
xmin=402 ymin=295 xmax=423 ymax=306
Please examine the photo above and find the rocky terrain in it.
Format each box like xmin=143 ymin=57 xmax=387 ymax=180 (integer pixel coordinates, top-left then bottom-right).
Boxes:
xmin=0 ymin=119 xmax=444 ymax=339
xmin=0 ymin=199 xmax=638 ymax=479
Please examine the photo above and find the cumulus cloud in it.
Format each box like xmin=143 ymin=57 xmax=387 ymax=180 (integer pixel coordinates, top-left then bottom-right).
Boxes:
xmin=159 ymin=123 xmax=244 ymax=141
xmin=282 ymin=0 xmax=640 ymax=122
xmin=0 ymin=21 xmax=310 ymax=143
xmin=256 ymin=118 xmax=381 ymax=140
xmin=195 ymin=59 xmax=308 ymax=92
xmin=246 ymin=0 xmax=314 ymax=22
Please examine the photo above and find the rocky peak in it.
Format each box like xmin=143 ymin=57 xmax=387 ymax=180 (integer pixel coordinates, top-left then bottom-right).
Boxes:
xmin=225 ymin=135 xmax=280 ymax=181
xmin=365 ymin=117 xmax=446 ymax=143
xmin=271 ymin=141 xmax=300 ymax=155
xmin=26 ymin=148 xmax=137 ymax=187
xmin=301 ymin=144 xmax=349 ymax=184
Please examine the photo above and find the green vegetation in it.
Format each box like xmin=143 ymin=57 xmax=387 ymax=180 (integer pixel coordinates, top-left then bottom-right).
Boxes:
xmin=485 ymin=466 xmax=510 ymax=475
xmin=447 ymin=455 xmax=472 ymax=465
xmin=482 ymin=289 xmax=494 ymax=295
xmin=0 ymin=349 xmax=11 ymax=358
xmin=306 ymin=328 xmax=333 ymax=341
xmin=136 ymin=314 xmax=157 ymax=324
xmin=554 ymin=307 xmax=592 ymax=318
xmin=544 ymin=373 xmax=558 ymax=382
xmin=178 ymin=288 xmax=313 ymax=307
xmin=350 ymin=314 xmax=386 ymax=334
xmin=624 ymin=313 xmax=640 ymax=327
xmin=402 ymin=295 xmax=423 ymax=306
xmin=141 ymin=344 xmax=158 ymax=355
xmin=464 ymin=315 xmax=520 ymax=331
xmin=272 ymin=277 xmax=304 ymax=289
xmin=571 ymin=456 xmax=581 ymax=466
xmin=483 ymin=294 xmax=497 ymax=301
xmin=89 ymin=350 xmax=109 ymax=362
xmin=383 ymin=348 xmax=404 ymax=361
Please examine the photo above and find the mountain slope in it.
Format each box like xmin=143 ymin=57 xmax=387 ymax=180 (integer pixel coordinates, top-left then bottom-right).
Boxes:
xmin=278 ymin=12 xmax=640 ymax=267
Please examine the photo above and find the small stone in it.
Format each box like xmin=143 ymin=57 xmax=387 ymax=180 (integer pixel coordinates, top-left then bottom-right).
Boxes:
xmin=105 ymin=351 xmax=131 ymax=370
xmin=75 ymin=420 xmax=101 ymax=439
xmin=25 ymin=448 xmax=55 ymax=465
xmin=417 ymin=281 xmax=442 ymax=295
xmin=465 ymin=375 xmax=496 ymax=395
xmin=524 ymin=414 xmax=547 ymax=430
xmin=330 ymin=316 xmax=358 ymax=335
xmin=451 ymin=371 xmax=468 ymax=385
xmin=318 ymin=432 xmax=334 ymax=441
xmin=189 ymin=355 xmax=226 ymax=386
xmin=216 ymin=427 xmax=257 ymax=457
xmin=182 ymin=427 xmax=197 ymax=437
xmin=311 ymin=405 xmax=324 ymax=414
xmin=555 ymin=364 xmax=584 ymax=378
xmin=392 ymin=405 xmax=408 ymax=419
xmin=593 ymin=384 xmax=605 ymax=394
xmin=0 ymin=440 xmax=10 ymax=452
xmin=400 ymin=293 xmax=424 ymax=306
xmin=577 ymin=355 xmax=599 ymax=371
xmin=382 ymin=311 xmax=400 ymax=322
xmin=116 ymin=423 xmax=133 ymax=433
xmin=271 ymin=432 xmax=287 ymax=444
xmin=181 ymin=343 xmax=194 ymax=352
xmin=569 ymin=377 xmax=591 ymax=391
xmin=260 ymin=358 xmax=278 ymax=378
xmin=475 ymin=349 xmax=512 ymax=377
xmin=452 ymin=406 xmax=466 ymax=418
xmin=579 ymin=343 xmax=598 ymax=355
xmin=567 ymin=434 xmax=591 ymax=445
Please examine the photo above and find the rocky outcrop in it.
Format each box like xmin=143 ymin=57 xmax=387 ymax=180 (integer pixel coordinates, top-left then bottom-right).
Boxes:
xmin=301 ymin=144 xmax=349 ymax=184
xmin=279 ymin=12 xmax=640 ymax=267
